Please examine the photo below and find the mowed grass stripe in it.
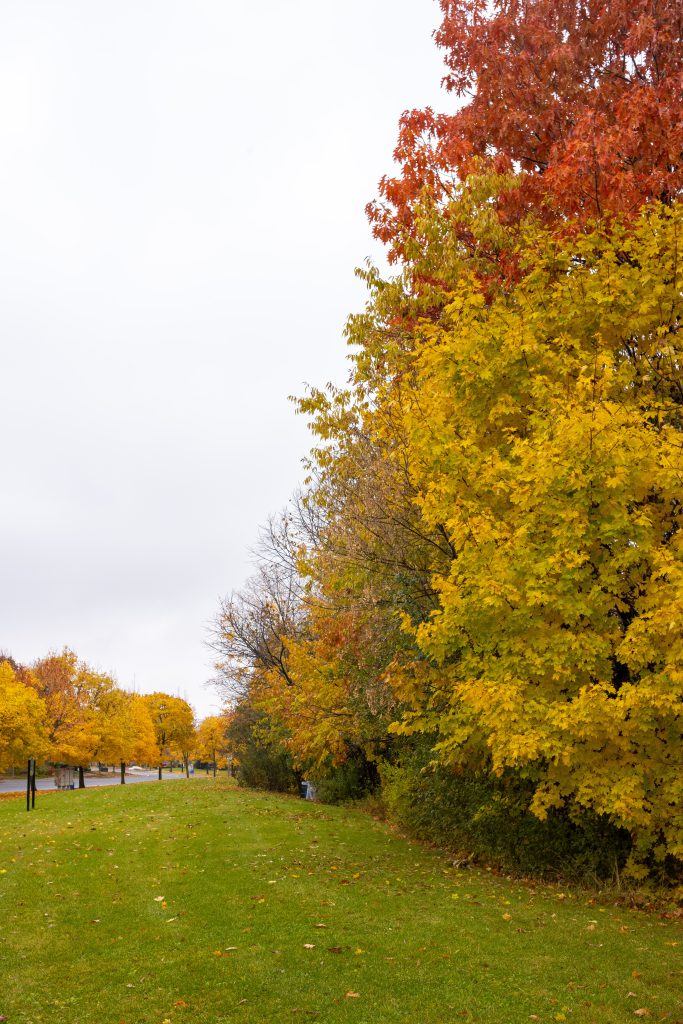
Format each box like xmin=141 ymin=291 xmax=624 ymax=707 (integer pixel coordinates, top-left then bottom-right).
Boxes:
xmin=0 ymin=780 xmax=680 ymax=1024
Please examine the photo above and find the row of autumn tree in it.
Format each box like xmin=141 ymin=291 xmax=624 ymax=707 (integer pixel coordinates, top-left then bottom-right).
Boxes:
xmin=212 ymin=0 xmax=683 ymax=880
xmin=0 ymin=649 xmax=230 ymax=784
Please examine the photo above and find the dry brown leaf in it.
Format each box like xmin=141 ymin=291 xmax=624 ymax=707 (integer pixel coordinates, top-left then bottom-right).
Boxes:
xmin=633 ymin=1010 xmax=651 ymax=1018
xmin=345 ymin=992 xmax=360 ymax=999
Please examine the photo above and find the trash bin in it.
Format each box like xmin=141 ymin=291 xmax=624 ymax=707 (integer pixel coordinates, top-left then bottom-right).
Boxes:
xmin=54 ymin=766 xmax=75 ymax=790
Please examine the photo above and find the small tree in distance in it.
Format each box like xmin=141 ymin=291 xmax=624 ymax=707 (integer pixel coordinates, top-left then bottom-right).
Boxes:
xmin=196 ymin=715 xmax=230 ymax=777
xmin=144 ymin=693 xmax=195 ymax=779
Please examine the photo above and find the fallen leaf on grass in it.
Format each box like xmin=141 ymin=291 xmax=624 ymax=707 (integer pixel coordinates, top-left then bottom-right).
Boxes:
xmin=345 ymin=992 xmax=360 ymax=999
xmin=303 ymin=944 xmax=315 ymax=950
xmin=633 ymin=1010 xmax=651 ymax=1018
xmin=328 ymin=947 xmax=343 ymax=954
xmin=313 ymin=923 xmax=327 ymax=929
xmin=174 ymin=1000 xmax=189 ymax=1008
xmin=154 ymin=896 xmax=165 ymax=902
xmin=502 ymin=913 xmax=512 ymax=921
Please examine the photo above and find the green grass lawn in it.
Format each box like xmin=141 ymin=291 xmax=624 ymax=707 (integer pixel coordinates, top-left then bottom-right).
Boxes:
xmin=0 ymin=780 xmax=680 ymax=1024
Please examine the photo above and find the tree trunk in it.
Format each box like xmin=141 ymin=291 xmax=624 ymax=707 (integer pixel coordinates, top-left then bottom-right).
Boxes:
xmin=78 ymin=765 xmax=85 ymax=789
xmin=213 ymin=749 xmax=216 ymax=778
xmin=184 ymin=755 xmax=189 ymax=778
xmin=120 ymin=762 xmax=126 ymax=785
xmin=158 ymin=764 xmax=162 ymax=781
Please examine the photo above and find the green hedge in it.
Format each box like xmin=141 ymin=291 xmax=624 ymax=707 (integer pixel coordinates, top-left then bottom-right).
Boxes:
xmin=379 ymin=746 xmax=632 ymax=882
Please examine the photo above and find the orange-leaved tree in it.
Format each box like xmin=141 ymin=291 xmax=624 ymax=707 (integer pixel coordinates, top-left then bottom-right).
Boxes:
xmin=369 ymin=0 xmax=683 ymax=262
xmin=30 ymin=649 xmax=116 ymax=788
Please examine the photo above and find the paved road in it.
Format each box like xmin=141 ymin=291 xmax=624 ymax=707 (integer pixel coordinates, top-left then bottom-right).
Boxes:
xmin=0 ymin=771 xmax=192 ymax=794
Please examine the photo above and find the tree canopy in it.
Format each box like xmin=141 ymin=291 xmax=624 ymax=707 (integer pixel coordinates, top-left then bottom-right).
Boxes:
xmin=211 ymin=0 xmax=683 ymax=879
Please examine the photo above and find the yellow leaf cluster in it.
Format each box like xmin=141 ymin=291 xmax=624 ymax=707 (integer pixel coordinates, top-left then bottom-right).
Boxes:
xmin=383 ymin=204 xmax=683 ymax=862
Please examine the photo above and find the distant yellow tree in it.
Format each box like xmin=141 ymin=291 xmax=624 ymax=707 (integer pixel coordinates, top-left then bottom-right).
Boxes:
xmin=196 ymin=715 xmax=229 ymax=776
xmin=0 ymin=661 xmax=49 ymax=771
xmin=96 ymin=690 xmax=158 ymax=783
xmin=143 ymin=693 xmax=195 ymax=779
xmin=127 ymin=695 xmax=158 ymax=767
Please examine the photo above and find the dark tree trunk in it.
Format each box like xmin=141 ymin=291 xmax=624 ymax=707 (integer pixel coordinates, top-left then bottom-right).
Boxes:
xmin=78 ymin=766 xmax=85 ymax=789
xmin=184 ymin=756 xmax=189 ymax=778
xmin=158 ymin=764 xmax=162 ymax=780
xmin=213 ymin=749 xmax=216 ymax=778
xmin=120 ymin=762 xmax=126 ymax=784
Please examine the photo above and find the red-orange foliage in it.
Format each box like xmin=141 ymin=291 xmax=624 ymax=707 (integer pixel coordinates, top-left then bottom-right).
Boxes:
xmin=369 ymin=0 xmax=682 ymax=258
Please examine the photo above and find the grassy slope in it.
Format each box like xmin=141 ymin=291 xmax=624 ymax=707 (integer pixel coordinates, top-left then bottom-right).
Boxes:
xmin=0 ymin=780 xmax=680 ymax=1024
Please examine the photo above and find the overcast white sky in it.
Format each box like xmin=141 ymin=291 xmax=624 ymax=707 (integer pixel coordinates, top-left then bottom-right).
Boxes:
xmin=0 ymin=1 xmax=448 ymax=719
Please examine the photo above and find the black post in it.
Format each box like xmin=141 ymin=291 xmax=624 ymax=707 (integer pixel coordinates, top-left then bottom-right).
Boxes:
xmin=26 ymin=759 xmax=31 ymax=812
xmin=31 ymin=761 xmax=36 ymax=809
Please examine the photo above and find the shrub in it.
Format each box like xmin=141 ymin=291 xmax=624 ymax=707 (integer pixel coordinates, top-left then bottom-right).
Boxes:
xmin=379 ymin=744 xmax=632 ymax=882
xmin=310 ymin=748 xmax=380 ymax=805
